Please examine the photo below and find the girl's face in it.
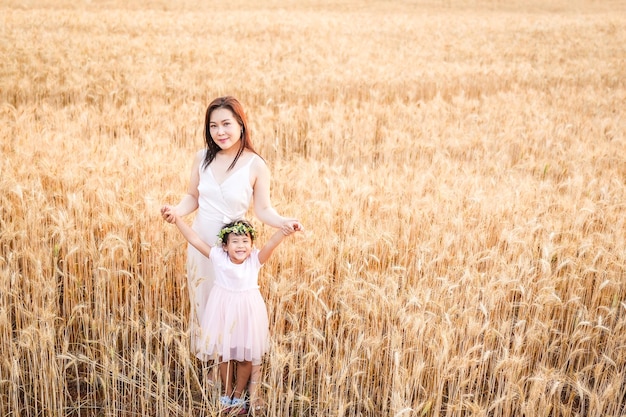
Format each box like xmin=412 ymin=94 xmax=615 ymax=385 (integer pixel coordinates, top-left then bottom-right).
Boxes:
xmin=223 ymin=233 xmax=253 ymax=264
xmin=209 ymin=108 xmax=242 ymax=152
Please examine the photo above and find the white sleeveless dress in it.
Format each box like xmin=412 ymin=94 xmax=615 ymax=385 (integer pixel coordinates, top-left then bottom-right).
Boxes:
xmin=187 ymin=153 xmax=257 ymax=360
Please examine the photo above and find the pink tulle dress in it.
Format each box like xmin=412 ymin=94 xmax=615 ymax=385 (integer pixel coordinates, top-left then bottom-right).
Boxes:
xmin=198 ymin=246 xmax=269 ymax=365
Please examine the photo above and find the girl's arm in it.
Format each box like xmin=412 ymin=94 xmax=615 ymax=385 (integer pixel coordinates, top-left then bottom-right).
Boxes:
xmin=161 ymin=150 xmax=203 ymax=223
xmin=258 ymin=227 xmax=298 ymax=264
xmin=251 ymin=158 xmax=303 ymax=234
xmin=169 ymin=211 xmax=212 ymax=259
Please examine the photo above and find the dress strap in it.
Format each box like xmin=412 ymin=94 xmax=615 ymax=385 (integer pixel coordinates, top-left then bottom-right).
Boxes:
xmin=246 ymin=153 xmax=259 ymax=166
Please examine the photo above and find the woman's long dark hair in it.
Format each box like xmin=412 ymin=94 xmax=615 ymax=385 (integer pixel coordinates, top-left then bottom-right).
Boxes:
xmin=202 ymin=96 xmax=260 ymax=171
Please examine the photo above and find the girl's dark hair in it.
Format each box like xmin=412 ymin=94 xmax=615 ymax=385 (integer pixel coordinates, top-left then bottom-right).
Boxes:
xmin=202 ymin=96 xmax=260 ymax=171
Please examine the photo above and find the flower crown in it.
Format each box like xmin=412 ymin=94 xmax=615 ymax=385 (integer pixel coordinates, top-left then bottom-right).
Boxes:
xmin=217 ymin=221 xmax=257 ymax=244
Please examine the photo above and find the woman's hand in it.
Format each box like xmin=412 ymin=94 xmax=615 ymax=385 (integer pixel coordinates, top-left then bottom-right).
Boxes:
xmin=161 ymin=205 xmax=177 ymax=224
xmin=281 ymin=220 xmax=303 ymax=235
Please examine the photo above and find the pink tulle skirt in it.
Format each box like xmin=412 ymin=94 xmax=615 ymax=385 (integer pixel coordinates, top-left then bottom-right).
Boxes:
xmin=198 ymin=285 xmax=269 ymax=365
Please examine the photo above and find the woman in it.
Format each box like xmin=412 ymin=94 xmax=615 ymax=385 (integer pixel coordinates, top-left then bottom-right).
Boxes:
xmin=161 ymin=96 xmax=300 ymax=410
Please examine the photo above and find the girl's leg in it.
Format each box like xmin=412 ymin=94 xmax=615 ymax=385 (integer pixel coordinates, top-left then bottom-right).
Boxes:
xmin=202 ymin=359 xmax=217 ymax=387
xmin=219 ymin=360 xmax=235 ymax=398
xmin=233 ymin=360 xmax=252 ymax=401
xmin=248 ymin=364 xmax=262 ymax=403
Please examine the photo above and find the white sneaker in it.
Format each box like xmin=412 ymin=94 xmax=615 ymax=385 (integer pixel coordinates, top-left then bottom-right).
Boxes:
xmin=220 ymin=395 xmax=232 ymax=407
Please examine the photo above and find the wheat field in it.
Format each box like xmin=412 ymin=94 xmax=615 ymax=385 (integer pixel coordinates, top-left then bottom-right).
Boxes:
xmin=1 ymin=0 xmax=625 ymax=416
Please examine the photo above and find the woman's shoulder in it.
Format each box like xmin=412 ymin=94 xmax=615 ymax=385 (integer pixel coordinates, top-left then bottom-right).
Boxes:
xmin=246 ymin=153 xmax=270 ymax=186
xmin=246 ymin=151 xmax=267 ymax=169
xmin=191 ymin=149 xmax=206 ymax=165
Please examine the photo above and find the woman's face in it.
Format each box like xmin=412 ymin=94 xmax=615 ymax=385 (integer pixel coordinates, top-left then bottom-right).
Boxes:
xmin=209 ymin=108 xmax=242 ymax=151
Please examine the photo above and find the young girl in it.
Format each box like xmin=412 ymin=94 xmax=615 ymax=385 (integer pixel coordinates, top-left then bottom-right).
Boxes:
xmin=168 ymin=211 xmax=299 ymax=414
